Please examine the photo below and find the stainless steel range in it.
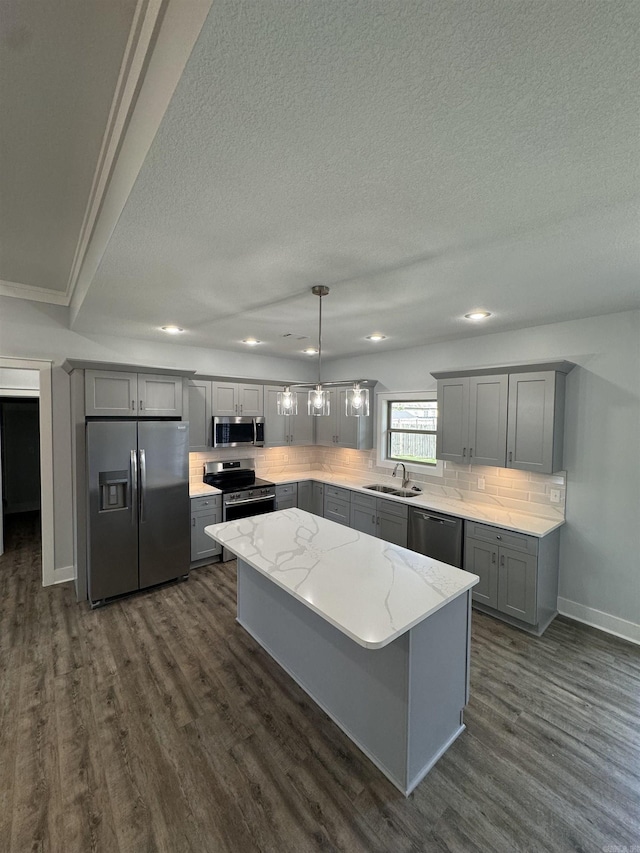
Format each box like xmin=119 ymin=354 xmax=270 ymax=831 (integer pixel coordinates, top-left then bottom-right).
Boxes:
xmin=203 ymin=458 xmax=276 ymax=524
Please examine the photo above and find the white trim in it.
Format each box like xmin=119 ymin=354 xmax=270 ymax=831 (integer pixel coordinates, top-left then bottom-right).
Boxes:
xmin=375 ymin=390 xmax=444 ymax=478
xmin=53 ymin=565 xmax=75 ymax=585
xmin=557 ymin=597 xmax=640 ymax=646
xmin=0 ymin=388 xmax=40 ymax=398
xmin=0 ymin=358 xmax=55 ymax=586
xmin=69 ymin=0 xmax=214 ymax=320
xmin=0 ymin=279 xmax=68 ymax=305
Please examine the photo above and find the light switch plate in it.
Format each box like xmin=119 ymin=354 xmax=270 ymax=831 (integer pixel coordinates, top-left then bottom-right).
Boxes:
xmin=550 ymin=488 xmax=561 ymax=503
xmin=477 ymin=477 xmax=485 ymax=491
xmin=368 ymin=459 xmax=373 ymax=469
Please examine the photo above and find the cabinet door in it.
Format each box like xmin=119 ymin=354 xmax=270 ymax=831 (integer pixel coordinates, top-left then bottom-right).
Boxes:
xmin=212 ymin=382 xmax=238 ymax=416
xmin=436 ymin=378 xmax=470 ymax=463
xmin=85 ymin=370 xmax=138 ymax=416
xmin=497 ymin=547 xmax=537 ymax=624
xmin=297 ymin=481 xmax=313 ymax=512
xmin=238 ymin=383 xmax=264 ymax=416
xmin=377 ymin=510 xmax=408 ymax=547
xmin=464 ymin=536 xmax=498 ymax=609
xmin=290 ymin=409 xmax=315 ymax=446
xmin=263 ymin=386 xmax=288 ymax=446
xmin=187 ymin=380 xmax=211 ymax=449
xmin=468 ymin=375 xmax=508 ymax=467
xmin=276 ymin=496 xmax=297 ymax=510
xmin=506 ymin=372 xmax=556 ymax=473
xmin=350 ymin=503 xmax=377 ymax=536
xmin=314 ymin=388 xmax=337 ymax=446
xmin=324 ymin=495 xmax=350 ymax=526
xmin=312 ymin=482 xmax=324 ymax=516
xmin=139 ymin=374 xmax=183 ymax=417
xmin=191 ymin=509 xmax=222 ymax=561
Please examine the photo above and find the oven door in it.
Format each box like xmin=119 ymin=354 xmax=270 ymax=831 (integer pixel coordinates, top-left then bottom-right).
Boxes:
xmin=224 ymin=494 xmax=276 ymax=522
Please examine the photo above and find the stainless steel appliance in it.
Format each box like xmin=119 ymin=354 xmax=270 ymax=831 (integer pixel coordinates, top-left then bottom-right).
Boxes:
xmin=203 ymin=459 xmax=275 ymax=559
xmin=408 ymin=507 xmax=463 ymax=568
xmin=87 ymin=420 xmax=189 ymax=607
xmin=213 ymin=416 xmax=265 ymax=448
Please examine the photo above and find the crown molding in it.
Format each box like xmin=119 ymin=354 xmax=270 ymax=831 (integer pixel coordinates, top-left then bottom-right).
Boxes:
xmin=0 ymin=279 xmax=69 ymax=305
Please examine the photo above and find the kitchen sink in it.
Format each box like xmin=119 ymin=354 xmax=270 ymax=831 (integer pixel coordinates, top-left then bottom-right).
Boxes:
xmin=363 ymin=484 xmax=419 ymax=498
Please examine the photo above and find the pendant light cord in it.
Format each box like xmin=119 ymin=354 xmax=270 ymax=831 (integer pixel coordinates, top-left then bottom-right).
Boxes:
xmin=317 ymin=290 xmax=323 ymax=386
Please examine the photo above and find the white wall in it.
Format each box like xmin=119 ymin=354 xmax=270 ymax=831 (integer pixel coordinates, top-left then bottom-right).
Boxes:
xmin=326 ymin=310 xmax=640 ymax=630
xmin=0 ymin=296 xmax=315 ymax=574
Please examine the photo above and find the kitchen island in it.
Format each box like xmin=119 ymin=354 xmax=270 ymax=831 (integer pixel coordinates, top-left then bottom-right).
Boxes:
xmin=205 ymin=508 xmax=479 ymax=795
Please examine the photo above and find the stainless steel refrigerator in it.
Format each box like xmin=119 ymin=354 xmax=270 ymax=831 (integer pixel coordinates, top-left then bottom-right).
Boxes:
xmin=87 ymin=420 xmax=189 ymax=606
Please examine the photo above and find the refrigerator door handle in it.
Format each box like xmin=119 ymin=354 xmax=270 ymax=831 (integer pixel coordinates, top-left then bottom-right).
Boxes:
xmin=139 ymin=448 xmax=147 ymax=523
xmin=130 ymin=450 xmax=138 ymax=525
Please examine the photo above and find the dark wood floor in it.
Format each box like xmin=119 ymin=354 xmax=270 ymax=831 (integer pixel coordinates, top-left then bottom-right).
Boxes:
xmin=1 ymin=513 xmax=639 ymax=852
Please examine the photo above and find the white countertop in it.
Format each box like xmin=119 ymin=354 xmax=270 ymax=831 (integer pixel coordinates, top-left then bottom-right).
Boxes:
xmin=264 ymin=469 xmax=563 ymax=537
xmin=189 ymin=482 xmax=222 ymax=497
xmin=205 ymin=508 xmax=479 ymax=650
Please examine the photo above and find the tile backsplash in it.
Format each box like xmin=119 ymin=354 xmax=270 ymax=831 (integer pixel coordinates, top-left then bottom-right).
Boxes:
xmin=190 ymin=446 xmax=565 ymax=521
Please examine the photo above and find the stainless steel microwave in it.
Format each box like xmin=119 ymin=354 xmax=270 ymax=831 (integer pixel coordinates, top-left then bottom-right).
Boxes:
xmin=213 ymin=416 xmax=265 ymax=448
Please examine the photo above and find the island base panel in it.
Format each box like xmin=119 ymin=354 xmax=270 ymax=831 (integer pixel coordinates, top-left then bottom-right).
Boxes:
xmin=236 ymin=559 xmax=471 ymax=796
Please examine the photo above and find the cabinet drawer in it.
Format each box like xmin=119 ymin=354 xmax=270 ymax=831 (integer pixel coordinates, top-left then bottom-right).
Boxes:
xmin=276 ymin=483 xmax=298 ymax=498
xmin=191 ymin=494 xmax=221 ymax=511
xmin=465 ymin=521 xmax=538 ymax=555
xmin=324 ymin=497 xmax=351 ymax=526
xmin=276 ymin=496 xmax=297 ymax=511
xmin=325 ymin=485 xmax=351 ymax=502
xmin=377 ymin=497 xmax=408 ymax=519
xmin=351 ymin=491 xmax=376 ymax=511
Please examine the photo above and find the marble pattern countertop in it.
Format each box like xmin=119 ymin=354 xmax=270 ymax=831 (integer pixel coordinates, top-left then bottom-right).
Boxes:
xmin=189 ymin=482 xmax=222 ymax=497
xmin=205 ymin=508 xmax=479 ymax=650
xmin=264 ymin=469 xmax=564 ymax=537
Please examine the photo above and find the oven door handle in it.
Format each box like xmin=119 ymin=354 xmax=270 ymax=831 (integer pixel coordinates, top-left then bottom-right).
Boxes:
xmin=225 ymin=494 xmax=276 ymax=507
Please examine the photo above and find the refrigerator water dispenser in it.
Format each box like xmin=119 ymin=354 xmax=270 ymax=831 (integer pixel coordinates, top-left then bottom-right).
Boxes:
xmin=98 ymin=471 xmax=129 ymax=511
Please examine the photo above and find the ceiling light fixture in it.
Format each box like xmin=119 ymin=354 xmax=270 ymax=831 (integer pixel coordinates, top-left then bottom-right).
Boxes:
xmin=278 ymin=287 xmax=372 ymax=418
xmin=366 ymin=334 xmax=386 ymax=341
xmin=242 ymin=338 xmax=261 ymax=345
xmin=464 ymin=311 xmax=491 ymax=321
xmin=161 ymin=325 xmax=184 ymax=334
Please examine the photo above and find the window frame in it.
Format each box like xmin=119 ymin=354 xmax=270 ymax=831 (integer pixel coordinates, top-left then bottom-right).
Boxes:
xmin=375 ymin=390 xmax=444 ymax=478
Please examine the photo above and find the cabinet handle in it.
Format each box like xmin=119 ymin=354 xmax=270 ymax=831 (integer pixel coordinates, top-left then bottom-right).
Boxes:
xmin=371 ymin=515 xmax=375 ymax=524
xmin=462 ymin=447 xmax=466 ymax=458
xmin=131 ymin=399 xmax=135 ymax=411
xmin=240 ymin=404 xmax=243 ymax=414
xmin=376 ymin=517 xmax=380 ymax=525
xmin=235 ymin=404 xmax=238 ymax=413
xmin=492 ymin=551 xmax=496 ymax=564
xmin=508 ymin=450 xmax=513 ymax=464
xmin=496 ymin=534 xmax=501 ymax=540
xmin=192 ymin=518 xmax=196 ymax=527
xmin=500 ymin=555 xmax=505 ymax=567
xmin=469 ymin=447 xmax=473 ymax=459
xmin=140 ymin=400 xmax=144 ymax=411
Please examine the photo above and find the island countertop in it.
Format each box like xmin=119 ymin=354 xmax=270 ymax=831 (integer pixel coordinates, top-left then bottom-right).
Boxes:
xmin=205 ymin=508 xmax=479 ymax=650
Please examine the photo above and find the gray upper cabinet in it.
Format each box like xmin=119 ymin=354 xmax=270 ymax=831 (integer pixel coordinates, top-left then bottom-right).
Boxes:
xmin=434 ymin=362 xmax=574 ymax=473
xmin=506 ymin=371 xmax=566 ymax=474
xmin=187 ymin=380 xmax=212 ymax=450
xmin=315 ymin=388 xmax=374 ymax=450
xmin=436 ymin=375 xmax=507 ymax=466
xmin=264 ymin=385 xmax=314 ymax=447
xmin=212 ymin=381 xmax=264 ymax=416
xmin=85 ymin=370 xmax=183 ymax=417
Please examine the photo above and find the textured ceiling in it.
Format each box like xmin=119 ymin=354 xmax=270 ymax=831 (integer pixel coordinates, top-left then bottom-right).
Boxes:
xmin=10 ymin=1 xmax=640 ymax=358
xmin=0 ymin=0 xmax=137 ymax=295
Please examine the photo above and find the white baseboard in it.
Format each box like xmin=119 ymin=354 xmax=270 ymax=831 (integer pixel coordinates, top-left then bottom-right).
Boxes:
xmin=52 ymin=565 xmax=75 ymax=585
xmin=557 ymin=597 xmax=640 ymax=646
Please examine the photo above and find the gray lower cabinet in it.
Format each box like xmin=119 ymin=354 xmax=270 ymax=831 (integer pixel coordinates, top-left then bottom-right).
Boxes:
xmin=464 ymin=521 xmax=559 ymax=634
xmin=312 ymin=481 xmax=324 ymax=515
xmin=323 ymin=484 xmax=351 ymax=526
xmin=350 ymin=491 xmax=408 ymax=547
xmin=190 ymin=495 xmax=222 ymax=563
xmin=297 ymin=480 xmax=313 ymax=512
xmin=276 ymin=483 xmax=297 ymax=510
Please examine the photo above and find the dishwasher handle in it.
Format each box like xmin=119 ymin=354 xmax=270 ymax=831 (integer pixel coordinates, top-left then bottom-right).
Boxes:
xmin=414 ymin=512 xmax=458 ymax=526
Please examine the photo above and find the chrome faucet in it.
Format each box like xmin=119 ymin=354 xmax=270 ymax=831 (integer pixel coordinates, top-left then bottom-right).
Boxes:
xmin=392 ymin=462 xmax=410 ymax=489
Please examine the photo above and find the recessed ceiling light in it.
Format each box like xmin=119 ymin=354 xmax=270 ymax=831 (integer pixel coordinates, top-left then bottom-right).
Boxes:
xmin=160 ymin=325 xmax=184 ymax=334
xmin=242 ymin=338 xmax=261 ymax=346
xmin=303 ymin=347 xmax=318 ymax=355
xmin=366 ymin=334 xmax=386 ymax=341
xmin=464 ymin=311 xmax=491 ymax=320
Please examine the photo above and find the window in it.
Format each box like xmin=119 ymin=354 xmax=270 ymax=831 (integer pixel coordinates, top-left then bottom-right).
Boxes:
xmin=387 ymin=400 xmax=438 ymax=465
xmin=375 ymin=390 xmax=443 ymax=477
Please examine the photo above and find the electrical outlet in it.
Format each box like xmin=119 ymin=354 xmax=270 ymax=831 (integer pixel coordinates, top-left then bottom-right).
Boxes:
xmin=550 ymin=489 xmax=561 ymax=503
xmin=368 ymin=459 xmax=373 ymax=469
xmin=477 ymin=477 xmax=485 ymax=491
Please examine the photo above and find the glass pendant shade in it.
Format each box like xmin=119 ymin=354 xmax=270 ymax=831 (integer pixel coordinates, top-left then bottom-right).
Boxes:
xmin=346 ymin=384 xmax=370 ymax=417
xmin=308 ymin=385 xmax=330 ymax=416
xmin=277 ymin=387 xmax=298 ymax=415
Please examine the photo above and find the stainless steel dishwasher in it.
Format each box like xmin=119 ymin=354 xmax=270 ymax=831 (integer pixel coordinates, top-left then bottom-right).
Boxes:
xmin=408 ymin=508 xmax=463 ymax=568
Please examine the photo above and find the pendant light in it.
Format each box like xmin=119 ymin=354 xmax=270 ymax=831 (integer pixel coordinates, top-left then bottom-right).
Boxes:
xmin=276 ymin=385 xmax=298 ymax=415
xmin=346 ymin=382 xmax=370 ymax=417
xmin=308 ymin=285 xmax=331 ymax=416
